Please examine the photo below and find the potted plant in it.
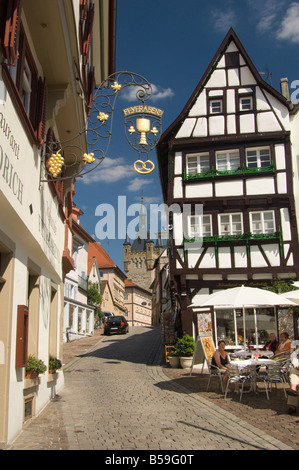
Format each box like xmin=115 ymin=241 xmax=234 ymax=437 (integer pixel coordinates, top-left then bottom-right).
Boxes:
xmin=176 ymin=334 xmax=195 ymax=369
xmin=48 ymin=356 xmax=62 ymax=374
xmin=168 ymin=349 xmax=180 ymax=368
xmin=25 ymin=355 xmax=47 ymax=378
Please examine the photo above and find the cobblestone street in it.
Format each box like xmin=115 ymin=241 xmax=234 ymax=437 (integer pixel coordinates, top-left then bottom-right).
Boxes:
xmin=4 ymin=327 xmax=298 ymax=452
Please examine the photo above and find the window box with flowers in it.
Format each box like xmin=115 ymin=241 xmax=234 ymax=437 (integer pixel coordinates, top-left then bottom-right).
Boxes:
xmin=25 ymin=355 xmax=47 ymax=378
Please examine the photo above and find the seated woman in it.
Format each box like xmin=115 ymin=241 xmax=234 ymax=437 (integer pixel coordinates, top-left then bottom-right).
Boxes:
xmin=211 ymin=340 xmax=231 ymax=391
xmin=274 ymin=332 xmax=292 ymax=357
xmin=262 ymin=332 xmax=279 ymax=354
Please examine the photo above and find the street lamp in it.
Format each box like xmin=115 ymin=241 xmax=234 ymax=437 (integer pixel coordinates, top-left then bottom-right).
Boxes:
xmin=40 ymin=71 xmax=163 ymax=182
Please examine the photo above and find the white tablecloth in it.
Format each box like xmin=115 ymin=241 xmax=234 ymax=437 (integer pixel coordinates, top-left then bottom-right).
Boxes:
xmin=232 ymin=350 xmax=274 ymax=359
xmin=231 ymin=358 xmax=275 ymax=367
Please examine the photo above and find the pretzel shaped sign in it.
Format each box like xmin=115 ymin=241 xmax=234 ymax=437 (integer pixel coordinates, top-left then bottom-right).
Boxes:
xmin=133 ymin=159 xmax=155 ymax=174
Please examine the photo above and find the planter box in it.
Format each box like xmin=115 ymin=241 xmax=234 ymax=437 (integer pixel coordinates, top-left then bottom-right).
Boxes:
xmin=48 ymin=372 xmax=59 ymax=382
xmin=168 ymin=356 xmax=180 ymax=368
xmin=180 ymin=357 xmax=193 ymax=369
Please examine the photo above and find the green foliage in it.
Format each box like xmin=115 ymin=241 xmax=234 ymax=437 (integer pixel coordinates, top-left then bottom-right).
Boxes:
xmin=87 ymin=282 xmax=102 ymax=308
xmin=26 ymin=355 xmax=47 ymax=374
xmin=175 ymin=334 xmax=195 ymax=357
xmin=265 ymin=278 xmax=297 ymax=294
xmin=49 ymin=356 xmax=62 ymax=372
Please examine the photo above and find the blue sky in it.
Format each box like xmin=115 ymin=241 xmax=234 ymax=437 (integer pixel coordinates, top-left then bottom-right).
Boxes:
xmin=74 ymin=0 xmax=299 ymax=272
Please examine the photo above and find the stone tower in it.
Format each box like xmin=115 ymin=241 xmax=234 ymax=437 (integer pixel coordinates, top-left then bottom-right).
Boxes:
xmin=123 ymin=198 xmax=162 ymax=290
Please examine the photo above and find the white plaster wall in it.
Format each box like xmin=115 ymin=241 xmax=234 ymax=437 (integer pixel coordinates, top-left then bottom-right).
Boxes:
xmin=185 ymin=182 xmax=213 ymax=198
xmin=215 ymin=180 xmax=243 ymax=197
xmin=226 ymin=89 xmax=235 ymax=113
xmin=263 ymin=244 xmax=280 ymax=266
xmin=257 ymin=111 xmax=281 ymax=132
xmin=280 ymin=208 xmax=292 ymax=241
xmin=277 ymin=172 xmax=287 ymax=194
xmin=246 ymin=177 xmax=275 ymax=195
xmin=240 ymin=114 xmax=255 ymax=133
xmin=240 ymin=67 xmax=256 ymax=86
xmin=193 ymin=117 xmax=208 ymax=137
xmin=176 ymin=118 xmax=195 ymax=138
xmin=227 ymin=115 xmax=236 ymax=134
xmin=1 ymin=78 xmax=64 ymax=445
xmin=189 ymin=90 xmax=207 ymax=117
xmin=290 ymin=112 xmax=299 ymax=232
xmin=173 ymin=177 xmax=183 ymax=199
xmin=250 ymin=246 xmax=268 ymax=267
xmin=174 ymin=152 xmax=182 ymax=175
xmin=209 ymin=115 xmax=225 ymax=135
xmin=205 ymin=69 xmax=226 ymax=88
xmin=234 ymin=246 xmax=247 ymax=267
xmin=218 ymin=247 xmax=231 ymax=268
xmin=275 ymin=144 xmax=286 ymax=170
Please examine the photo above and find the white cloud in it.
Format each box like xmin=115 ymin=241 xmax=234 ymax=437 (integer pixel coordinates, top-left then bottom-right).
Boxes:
xmin=127 ymin=176 xmax=153 ymax=192
xmin=277 ymin=2 xmax=299 ymax=42
xmin=82 ymin=156 xmax=156 ymax=194
xmin=211 ymin=9 xmax=236 ymax=33
xmin=121 ymin=83 xmax=174 ymax=102
xmin=82 ymin=156 xmax=132 ymax=184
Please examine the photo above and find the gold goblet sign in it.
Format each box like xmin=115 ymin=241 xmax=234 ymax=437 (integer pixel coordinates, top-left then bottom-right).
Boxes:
xmin=136 ymin=118 xmax=151 ymax=145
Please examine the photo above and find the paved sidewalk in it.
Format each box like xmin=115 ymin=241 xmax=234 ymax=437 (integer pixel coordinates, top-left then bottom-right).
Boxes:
xmin=4 ymin=328 xmax=299 ymax=450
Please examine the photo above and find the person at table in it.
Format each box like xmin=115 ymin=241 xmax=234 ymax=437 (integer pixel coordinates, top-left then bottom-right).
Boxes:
xmin=274 ymin=332 xmax=292 ymax=357
xmin=261 ymin=333 xmax=279 ymax=354
xmin=286 ymin=346 xmax=299 ymax=414
xmin=211 ymin=340 xmax=231 ymax=391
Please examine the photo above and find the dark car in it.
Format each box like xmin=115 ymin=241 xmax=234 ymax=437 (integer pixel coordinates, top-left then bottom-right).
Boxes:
xmin=104 ymin=316 xmax=129 ymax=335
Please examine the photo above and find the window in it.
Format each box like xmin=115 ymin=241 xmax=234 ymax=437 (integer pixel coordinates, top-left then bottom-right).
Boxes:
xmin=186 ymin=153 xmax=210 ymax=175
xmin=246 ymin=147 xmax=271 ymax=168
xmin=2 ymin=21 xmax=47 ymax=146
xmin=215 ymin=307 xmax=276 ymax=347
xmin=219 ymin=213 xmax=243 ymax=236
xmin=210 ymin=99 xmax=222 ymax=114
xmin=240 ymin=97 xmax=253 ymax=111
xmin=21 ymin=58 xmax=32 ymax=115
xmin=216 ymin=150 xmax=240 ymax=171
xmin=188 ymin=215 xmax=212 ymax=238
xmin=250 ymin=211 xmax=275 ymax=234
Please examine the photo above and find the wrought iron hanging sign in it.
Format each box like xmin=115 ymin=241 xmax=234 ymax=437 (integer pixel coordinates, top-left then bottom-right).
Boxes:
xmin=123 ymin=104 xmax=163 ymax=174
xmin=40 ymin=71 xmax=163 ymax=182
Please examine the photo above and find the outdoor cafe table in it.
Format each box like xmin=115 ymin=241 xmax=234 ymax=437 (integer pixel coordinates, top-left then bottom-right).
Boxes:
xmin=231 ymin=350 xmax=274 ymax=359
xmin=229 ymin=358 xmax=276 ymax=395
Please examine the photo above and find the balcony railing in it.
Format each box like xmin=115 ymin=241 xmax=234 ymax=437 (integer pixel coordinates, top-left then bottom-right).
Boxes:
xmin=184 ymin=164 xmax=274 ymax=181
xmin=183 ymin=227 xmax=282 ymax=261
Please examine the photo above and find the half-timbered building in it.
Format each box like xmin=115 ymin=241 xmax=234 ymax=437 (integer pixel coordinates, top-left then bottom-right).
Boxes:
xmin=156 ymin=28 xmax=299 ymax=346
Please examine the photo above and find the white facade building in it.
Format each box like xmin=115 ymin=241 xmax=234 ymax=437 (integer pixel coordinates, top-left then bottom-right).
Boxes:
xmin=0 ymin=0 xmax=116 ymax=447
xmin=157 ymin=28 xmax=299 ymax=343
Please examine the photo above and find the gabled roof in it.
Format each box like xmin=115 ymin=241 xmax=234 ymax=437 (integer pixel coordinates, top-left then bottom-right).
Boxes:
xmin=125 ymin=278 xmax=152 ymax=295
xmin=88 ymin=242 xmax=116 ymax=270
xmin=156 ymin=27 xmax=290 ymax=200
xmin=88 ymin=241 xmax=126 ymax=279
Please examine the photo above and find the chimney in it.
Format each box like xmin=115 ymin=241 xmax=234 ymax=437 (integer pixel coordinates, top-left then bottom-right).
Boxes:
xmin=280 ymin=78 xmax=290 ymax=100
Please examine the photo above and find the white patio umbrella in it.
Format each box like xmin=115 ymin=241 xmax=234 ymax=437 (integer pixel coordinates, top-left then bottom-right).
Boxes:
xmin=280 ymin=289 xmax=299 ymax=305
xmin=196 ymin=285 xmax=296 ymax=349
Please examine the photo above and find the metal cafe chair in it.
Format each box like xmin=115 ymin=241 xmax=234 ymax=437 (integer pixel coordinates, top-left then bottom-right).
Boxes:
xmin=206 ymin=362 xmax=224 ymax=393
xmin=261 ymin=362 xmax=288 ymax=398
xmin=224 ymin=364 xmax=257 ymax=402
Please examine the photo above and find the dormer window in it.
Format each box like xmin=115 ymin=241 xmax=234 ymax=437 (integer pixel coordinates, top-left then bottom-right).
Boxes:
xmin=210 ymin=99 xmax=222 ymax=114
xmin=240 ymin=96 xmax=253 ymax=111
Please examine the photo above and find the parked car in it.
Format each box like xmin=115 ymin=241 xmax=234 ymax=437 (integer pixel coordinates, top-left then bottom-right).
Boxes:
xmin=104 ymin=316 xmax=129 ymax=335
xmin=102 ymin=312 xmax=114 ymax=324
